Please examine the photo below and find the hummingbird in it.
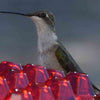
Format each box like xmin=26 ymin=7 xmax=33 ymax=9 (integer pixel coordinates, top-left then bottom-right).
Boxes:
xmin=0 ymin=10 xmax=100 ymax=92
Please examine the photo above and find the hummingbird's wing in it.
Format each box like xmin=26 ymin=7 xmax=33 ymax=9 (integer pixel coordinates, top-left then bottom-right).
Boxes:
xmin=55 ymin=41 xmax=100 ymax=93
xmin=55 ymin=41 xmax=83 ymax=73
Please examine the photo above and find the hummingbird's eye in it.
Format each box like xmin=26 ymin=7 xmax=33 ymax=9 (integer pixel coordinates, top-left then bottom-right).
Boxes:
xmin=40 ymin=13 xmax=47 ymax=18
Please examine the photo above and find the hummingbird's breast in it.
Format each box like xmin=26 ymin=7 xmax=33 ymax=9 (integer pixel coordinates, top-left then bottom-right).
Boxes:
xmin=38 ymin=45 xmax=64 ymax=71
xmin=36 ymin=27 xmax=64 ymax=71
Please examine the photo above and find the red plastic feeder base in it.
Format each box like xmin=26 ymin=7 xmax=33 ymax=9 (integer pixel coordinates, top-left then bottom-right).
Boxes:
xmin=0 ymin=61 xmax=99 ymax=100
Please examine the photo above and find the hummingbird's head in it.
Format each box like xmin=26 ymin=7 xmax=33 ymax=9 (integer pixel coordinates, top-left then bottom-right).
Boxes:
xmin=27 ymin=11 xmax=55 ymax=26
xmin=26 ymin=10 xmax=55 ymax=32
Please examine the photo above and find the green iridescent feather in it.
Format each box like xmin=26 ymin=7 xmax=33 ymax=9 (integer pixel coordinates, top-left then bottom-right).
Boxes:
xmin=55 ymin=41 xmax=83 ymax=73
xmin=55 ymin=41 xmax=100 ymax=92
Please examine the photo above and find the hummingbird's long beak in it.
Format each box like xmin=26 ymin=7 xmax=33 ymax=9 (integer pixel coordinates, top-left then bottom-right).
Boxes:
xmin=0 ymin=11 xmax=31 ymax=17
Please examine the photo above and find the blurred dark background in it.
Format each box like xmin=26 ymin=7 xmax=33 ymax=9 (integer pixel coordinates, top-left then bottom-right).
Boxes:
xmin=0 ymin=0 xmax=100 ymax=87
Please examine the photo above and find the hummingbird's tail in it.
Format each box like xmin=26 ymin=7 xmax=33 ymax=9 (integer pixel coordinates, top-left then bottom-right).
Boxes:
xmin=92 ymin=83 xmax=100 ymax=93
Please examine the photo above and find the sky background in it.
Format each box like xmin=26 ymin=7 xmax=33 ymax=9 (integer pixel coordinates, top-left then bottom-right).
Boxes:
xmin=0 ymin=0 xmax=100 ymax=87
